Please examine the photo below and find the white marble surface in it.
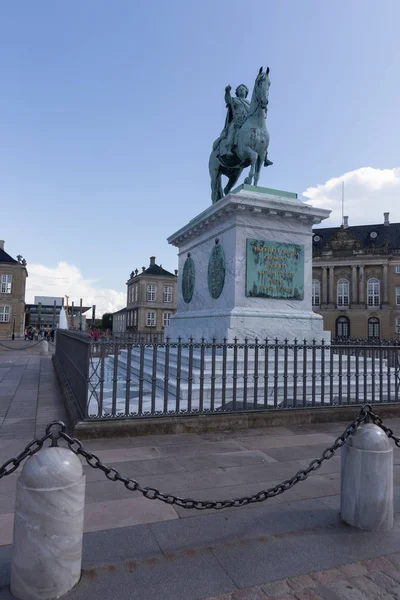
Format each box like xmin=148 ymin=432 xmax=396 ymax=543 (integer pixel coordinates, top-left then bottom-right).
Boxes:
xmin=341 ymin=424 xmax=393 ymax=531
xmin=166 ymin=187 xmax=331 ymax=342
xmin=11 ymin=447 xmax=85 ymax=600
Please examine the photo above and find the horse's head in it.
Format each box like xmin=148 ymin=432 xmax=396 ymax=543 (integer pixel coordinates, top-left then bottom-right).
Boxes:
xmin=254 ymin=66 xmax=270 ymax=110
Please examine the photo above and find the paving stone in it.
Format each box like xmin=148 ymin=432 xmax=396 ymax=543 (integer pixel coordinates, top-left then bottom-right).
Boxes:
xmin=366 ymin=571 xmax=400 ymax=594
xmin=292 ymin=590 xmax=323 ymax=600
xmin=360 ymin=556 xmax=395 ymax=572
xmin=388 ymin=552 xmax=400 ymax=567
xmin=261 ymin=579 xmax=291 ymax=597
xmin=312 ymin=584 xmax=343 ymax=600
xmin=311 ymin=568 xmax=344 ymax=585
xmin=350 ymin=575 xmax=393 ymax=598
xmin=231 ymin=587 xmax=268 ymax=599
xmin=287 ymin=575 xmax=316 ymax=590
xmin=338 ymin=563 xmax=368 ymax=578
xmin=331 ymin=579 xmax=369 ymax=600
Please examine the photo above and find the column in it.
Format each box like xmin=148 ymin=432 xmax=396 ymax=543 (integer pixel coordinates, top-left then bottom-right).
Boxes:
xmin=352 ymin=266 xmax=358 ymax=304
xmin=322 ymin=267 xmax=328 ymax=304
xmin=383 ymin=264 xmax=388 ymax=303
xmin=359 ymin=266 xmax=364 ymax=304
xmin=329 ymin=267 xmax=335 ymax=304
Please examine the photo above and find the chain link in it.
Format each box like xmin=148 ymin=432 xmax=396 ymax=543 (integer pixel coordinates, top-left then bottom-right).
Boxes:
xmin=54 ymin=405 xmax=371 ymax=510
xmin=0 ymin=406 xmax=376 ymax=509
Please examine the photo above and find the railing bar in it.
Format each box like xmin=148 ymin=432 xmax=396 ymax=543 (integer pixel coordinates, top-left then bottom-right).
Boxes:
xmin=138 ymin=342 xmax=145 ymax=416
xmin=151 ymin=343 xmax=158 ymax=414
xmin=210 ymin=339 xmax=216 ymax=412
xmin=338 ymin=350 xmax=342 ymax=406
xmin=293 ymin=339 xmax=298 ymax=407
xmin=243 ymin=338 xmax=248 ymax=410
xmin=188 ymin=338 xmax=193 ymax=413
xmin=99 ymin=342 xmax=105 ymax=418
xmin=311 ymin=339 xmax=316 ymax=407
xmin=222 ymin=339 xmax=227 ymax=410
xmin=302 ymin=340 xmax=307 ymax=407
xmin=199 ymin=338 xmax=205 ymax=412
xmin=263 ymin=339 xmax=269 ymax=408
xmin=164 ymin=339 xmax=170 ymax=413
xmin=274 ymin=339 xmax=279 ymax=409
xmin=111 ymin=344 xmax=119 ymax=417
xmin=254 ymin=338 xmax=259 ymax=409
xmin=125 ymin=343 xmax=132 ymax=416
xmin=176 ymin=340 xmax=182 ymax=413
xmin=233 ymin=338 xmax=238 ymax=411
xmin=320 ymin=340 xmax=325 ymax=406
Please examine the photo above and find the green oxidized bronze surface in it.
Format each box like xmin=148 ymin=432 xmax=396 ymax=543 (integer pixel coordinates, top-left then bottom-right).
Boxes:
xmin=182 ymin=256 xmax=195 ymax=303
xmin=208 ymin=244 xmax=225 ymax=299
xmin=246 ymin=239 xmax=304 ymax=300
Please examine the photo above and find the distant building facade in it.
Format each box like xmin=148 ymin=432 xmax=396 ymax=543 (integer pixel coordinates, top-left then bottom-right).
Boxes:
xmin=312 ymin=213 xmax=400 ymax=340
xmin=0 ymin=240 xmax=28 ymax=338
xmin=26 ymin=296 xmax=90 ymax=329
xmin=113 ymin=256 xmax=178 ymax=336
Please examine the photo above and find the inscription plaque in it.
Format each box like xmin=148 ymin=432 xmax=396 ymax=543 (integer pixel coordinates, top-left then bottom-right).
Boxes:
xmin=182 ymin=256 xmax=195 ymax=303
xmin=208 ymin=244 xmax=225 ymax=299
xmin=246 ymin=239 xmax=304 ymax=299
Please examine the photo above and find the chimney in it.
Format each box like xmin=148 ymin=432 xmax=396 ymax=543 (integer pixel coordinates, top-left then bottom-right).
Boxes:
xmin=343 ymin=216 xmax=349 ymax=229
xmin=384 ymin=212 xmax=390 ymax=226
xmin=0 ymin=240 xmax=4 ymax=250
xmin=150 ymin=256 xmax=156 ymax=266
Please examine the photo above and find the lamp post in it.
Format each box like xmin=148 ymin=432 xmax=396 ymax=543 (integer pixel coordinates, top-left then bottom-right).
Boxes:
xmin=12 ymin=314 xmax=16 ymax=340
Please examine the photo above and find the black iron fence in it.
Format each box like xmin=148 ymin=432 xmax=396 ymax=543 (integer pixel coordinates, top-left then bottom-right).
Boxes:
xmin=55 ymin=331 xmax=400 ymax=421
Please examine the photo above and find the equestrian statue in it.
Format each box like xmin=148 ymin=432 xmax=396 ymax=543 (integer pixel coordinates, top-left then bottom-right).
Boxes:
xmin=209 ymin=66 xmax=273 ymax=204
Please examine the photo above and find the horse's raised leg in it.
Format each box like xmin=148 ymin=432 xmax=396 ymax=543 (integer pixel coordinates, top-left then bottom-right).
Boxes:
xmin=243 ymin=147 xmax=258 ymax=185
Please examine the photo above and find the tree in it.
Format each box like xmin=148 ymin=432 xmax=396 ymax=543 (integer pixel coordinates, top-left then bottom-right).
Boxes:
xmin=102 ymin=313 xmax=113 ymax=331
xmin=25 ymin=312 xmax=31 ymax=327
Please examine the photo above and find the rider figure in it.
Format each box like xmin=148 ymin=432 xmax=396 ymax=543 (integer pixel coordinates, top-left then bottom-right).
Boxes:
xmin=215 ymin=83 xmax=273 ymax=167
xmin=224 ymin=84 xmax=250 ymax=156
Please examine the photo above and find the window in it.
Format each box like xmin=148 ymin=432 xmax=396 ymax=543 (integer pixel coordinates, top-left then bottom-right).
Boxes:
xmin=337 ymin=279 xmax=349 ymax=307
xmin=368 ymin=317 xmax=380 ymax=339
xmin=336 ymin=316 xmax=350 ymax=338
xmin=312 ymin=280 xmax=320 ymax=306
xmin=135 ymin=285 xmax=138 ymax=302
xmin=396 ymin=288 xmax=400 ymax=306
xmin=146 ymin=311 xmax=156 ymax=327
xmin=367 ymin=278 xmax=380 ymax=307
xmin=163 ymin=312 xmax=172 ymax=327
xmin=163 ymin=286 xmax=172 ymax=303
xmin=395 ymin=266 xmax=400 ymax=274
xmin=147 ymin=284 xmax=156 ymax=302
xmin=133 ymin=311 xmax=137 ymax=327
xmin=396 ymin=318 xmax=400 ymax=335
xmin=0 ymin=306 xmax=10 ymax=322
xmin=0 ymin=275 xmax=12 ymax=294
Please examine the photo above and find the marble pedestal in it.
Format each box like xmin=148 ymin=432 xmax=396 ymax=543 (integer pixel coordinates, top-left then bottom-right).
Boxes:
xmin=166 ymin=184 xmax=331 ymax=342
xmin=341 ymin=424 xmax=394 ymax=531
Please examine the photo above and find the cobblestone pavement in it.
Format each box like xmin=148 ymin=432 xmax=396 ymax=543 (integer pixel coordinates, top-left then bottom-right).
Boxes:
xmin=206 ymin=554 xmax=400 ymax=599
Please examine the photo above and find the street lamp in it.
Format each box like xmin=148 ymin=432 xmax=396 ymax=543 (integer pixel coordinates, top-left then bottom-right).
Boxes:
xmin=12 ymin=314 xmax=16 ymax=340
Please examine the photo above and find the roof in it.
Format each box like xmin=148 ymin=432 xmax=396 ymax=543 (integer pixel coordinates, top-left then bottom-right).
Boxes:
xmin=0 ymin=248 xmax=18 ymax=264
xmin=112 ymin=307 xmax=127 ymax=315
xmin=312 ymin=222 xmax=400 ymax=256
xmin=127 ymin=263 xmax=176 ymax=282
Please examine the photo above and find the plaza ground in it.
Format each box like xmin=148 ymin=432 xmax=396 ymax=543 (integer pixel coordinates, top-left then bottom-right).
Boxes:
xmin=1 ymin=344 xmax=400 ymax=598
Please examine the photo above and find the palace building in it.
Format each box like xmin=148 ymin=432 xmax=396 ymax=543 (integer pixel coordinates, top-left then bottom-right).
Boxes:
xmin=0 ymin=240 xmax=28 ymax=339
xmin=112 ymin=257 xmax=178 ymax=337
xmin=312 ymin=212 xmax=400 ymax=340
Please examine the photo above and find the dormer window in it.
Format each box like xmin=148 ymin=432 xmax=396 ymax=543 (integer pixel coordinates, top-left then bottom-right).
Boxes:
xmin=313 ymin=235 xmax=321 ymax=243
xmin=369 ymin=231 xmax=378 ymax=239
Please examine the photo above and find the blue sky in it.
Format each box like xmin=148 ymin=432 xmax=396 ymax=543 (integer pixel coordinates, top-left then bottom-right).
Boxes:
xmin=1 ymin=1 xmax=400 ymax=312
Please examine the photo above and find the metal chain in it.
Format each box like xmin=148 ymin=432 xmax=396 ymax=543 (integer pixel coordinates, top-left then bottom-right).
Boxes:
xmin=367 ymin=409 xmax=400 ymax=448
xmin=56 ymin=405 xmax=371 ymax=510
xmin=0 ymin=406 xmax=373 ymax=509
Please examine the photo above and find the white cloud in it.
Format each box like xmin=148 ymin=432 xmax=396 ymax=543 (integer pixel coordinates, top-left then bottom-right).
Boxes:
xmin=26 ymin=262 xmax=126 ymax=316
xmin=303 ymin=167 xmax=400 ymax=227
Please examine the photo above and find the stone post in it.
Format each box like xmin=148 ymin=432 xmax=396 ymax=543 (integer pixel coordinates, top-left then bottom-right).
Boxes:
xmin=10 ymin=447 xmax=85 ymax=600
xmin=351 ymin=266 xmax=357 ymax=304
xmin=322 ymin=267 xmax=328 ymax=304
xmin=383 ymin=264 xmax=388 ymax=303
xmin=341 ymin=424 xmax=393 ymax=531
xmin=359 ymin=265 xmax=365 ymax=304
xmin=328 ymin=267 xmax=335 ymax=304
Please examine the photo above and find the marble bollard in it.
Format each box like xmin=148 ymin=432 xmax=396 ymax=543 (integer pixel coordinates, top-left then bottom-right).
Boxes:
xmin=10 ymin=447 xmax=85 ymax=600
xmin=341 ymin=423 xmax=393 ymax=531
